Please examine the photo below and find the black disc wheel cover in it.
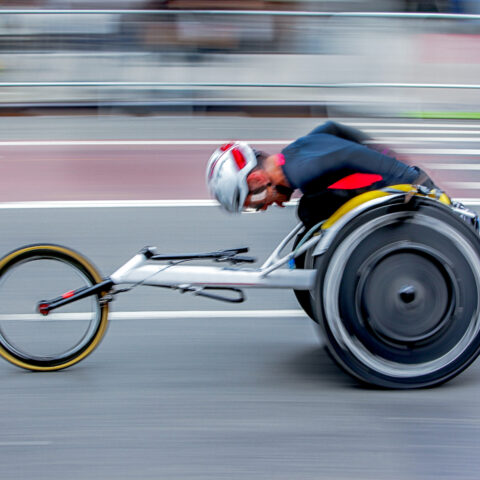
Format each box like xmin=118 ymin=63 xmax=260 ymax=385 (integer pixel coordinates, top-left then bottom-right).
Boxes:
xmin=359 ymin=249 xmax=452 ymax=344
xmin=317 ymin=200 xmax=480 ymax=388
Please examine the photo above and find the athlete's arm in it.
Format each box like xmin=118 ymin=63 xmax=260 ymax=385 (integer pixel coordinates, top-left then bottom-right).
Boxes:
xmin=310 ymin=120 xmax=406 ymax=160
xmin=308 ymin=121 xmax=372 ymax=144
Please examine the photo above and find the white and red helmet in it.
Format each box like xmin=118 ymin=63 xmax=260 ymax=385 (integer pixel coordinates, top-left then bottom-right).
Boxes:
xmin=206 ymin=142 xmax=257 ymax=213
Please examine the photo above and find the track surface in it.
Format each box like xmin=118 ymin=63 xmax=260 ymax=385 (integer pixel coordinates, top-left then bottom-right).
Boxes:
xmin=1 ymin=116 xmax=480 ymax=480
xmin=0 ymin=115 xmax=480 ymax=201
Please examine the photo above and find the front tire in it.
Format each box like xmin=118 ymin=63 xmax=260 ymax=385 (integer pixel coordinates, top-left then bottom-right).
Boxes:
xmin=0 ymin=244 xmax=109 ymax=371
xmin=315 ymin=198 xmax=480 ymax=388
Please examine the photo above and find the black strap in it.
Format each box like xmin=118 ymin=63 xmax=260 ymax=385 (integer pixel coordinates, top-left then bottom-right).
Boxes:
xmin=275 ymin=184 xmax=294 ymax=198
xmin=413 ymin=168 xmax=430 ymax=187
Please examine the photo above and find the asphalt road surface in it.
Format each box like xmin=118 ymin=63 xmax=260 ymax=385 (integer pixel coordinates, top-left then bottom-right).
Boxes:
xmin=1 ymin=115 xmax=480 ymax=480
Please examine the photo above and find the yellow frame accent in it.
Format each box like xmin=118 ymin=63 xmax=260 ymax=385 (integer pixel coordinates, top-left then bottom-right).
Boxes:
xmin=322 ymin=184 xmax=451 ymax=231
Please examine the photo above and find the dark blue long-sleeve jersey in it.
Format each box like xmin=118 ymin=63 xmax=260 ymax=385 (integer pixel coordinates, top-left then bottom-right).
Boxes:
xmin=280 ymin=121 xmax=419 ymax=194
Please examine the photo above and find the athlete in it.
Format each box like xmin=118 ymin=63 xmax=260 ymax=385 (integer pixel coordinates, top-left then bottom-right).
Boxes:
xmin=206 ymin=121 xmax=439 ymax=228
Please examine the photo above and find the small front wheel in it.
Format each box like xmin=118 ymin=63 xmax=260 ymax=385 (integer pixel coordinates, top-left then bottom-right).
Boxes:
xmin=0 ymin=244 xmax=109 ymax=371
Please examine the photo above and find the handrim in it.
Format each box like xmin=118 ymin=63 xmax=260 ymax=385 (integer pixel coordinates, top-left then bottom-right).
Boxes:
xmin=322 ymin=212 xmax=480 ymax=379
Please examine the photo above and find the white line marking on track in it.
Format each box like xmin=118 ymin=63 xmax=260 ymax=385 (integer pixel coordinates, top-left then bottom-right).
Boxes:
xmin=0 ymin=441 xmax=52 ymax=447
xmin=0 ymin=137 xmax=476 ymax=149
xmin=445 ymin=182 xmax=480 ymax=189
xmin=386 ymin=417 xmax=480 ymax=424
xmin=365 ymin=129 xmax=480 ymax=134
xmin=0 ymin=310 xmax=309 ymax=321
xmin=0 ymin=200 xmax=220 ymax=209
xmin=348 ymin=122 xmax=480 ymax=129
xmin=0 ymin=140 xmax=477 ymax=155
xmin=457 ymin=198 xmax=480 ymax=205
xmin=371 ymin=137 xmax=480 ymax=143
xmin=0 ymin=200 xmax=301 ymax=209
xmin=398 ymin=148 xmax=480 ymax=155
xmin=0 ymin=198 xmax=479 ymax=208
xmin=0 ymin=138 xmax=477 ymax=147
xmin=0 ymin=140 xmax=290 ymax=147
xmin=112 ymin=310 xmax=308 ymax=320
xmin=429 ymin=163 xmax=480 ymax=170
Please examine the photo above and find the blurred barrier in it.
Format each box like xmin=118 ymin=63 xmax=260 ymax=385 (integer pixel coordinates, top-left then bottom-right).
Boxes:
xmin=1 ymin=9 xmax=480 ymax=18
xmin=0 ymin=9 xmax=479 ymax=116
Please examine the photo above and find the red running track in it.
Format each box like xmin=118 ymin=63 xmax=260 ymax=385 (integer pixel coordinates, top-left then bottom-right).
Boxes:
xmin=0 ymin=142 xmax=477 ymax=202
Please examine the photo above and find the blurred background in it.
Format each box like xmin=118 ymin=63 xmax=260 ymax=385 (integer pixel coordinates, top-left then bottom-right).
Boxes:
xmin=2 ymin=3 xmax=480 ymax=480
xmin=0 ymin=0 xmax=478 ymax=116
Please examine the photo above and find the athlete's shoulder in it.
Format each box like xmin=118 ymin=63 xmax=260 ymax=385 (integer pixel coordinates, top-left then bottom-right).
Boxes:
xmin=307 ymin=121 xmax=340 ymax=136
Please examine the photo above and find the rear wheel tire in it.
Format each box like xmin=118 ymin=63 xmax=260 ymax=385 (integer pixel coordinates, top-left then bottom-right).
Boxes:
xmin=315 ymin=199 xmax=480 ymax=388
xmin=293 ymin=233 xmax=316 ymax=321
xmin=0 ymin=244 xmax=109 ymax=371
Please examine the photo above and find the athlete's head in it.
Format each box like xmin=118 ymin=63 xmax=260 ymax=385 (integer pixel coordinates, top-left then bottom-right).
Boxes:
xmin=206 ymin=142 xmax=258 ymax=213
xmin=206 ymin=142 xmax=290 ymax=213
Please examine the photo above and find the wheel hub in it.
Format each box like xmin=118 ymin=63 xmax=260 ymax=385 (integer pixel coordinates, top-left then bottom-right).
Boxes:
xmin=399 ymin=285 xmax=416 ymax=304
xmin=360 ymin=251 xmax=452 ymax=343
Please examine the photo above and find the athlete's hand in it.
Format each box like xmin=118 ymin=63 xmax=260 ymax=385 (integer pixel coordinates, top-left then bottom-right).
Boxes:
xmin=274 ymin=192 xmax=290 ymax=208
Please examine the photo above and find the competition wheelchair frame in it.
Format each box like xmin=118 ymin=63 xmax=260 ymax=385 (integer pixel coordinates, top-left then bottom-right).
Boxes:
xmin=0 ymin=184 xmax=480 ymax=389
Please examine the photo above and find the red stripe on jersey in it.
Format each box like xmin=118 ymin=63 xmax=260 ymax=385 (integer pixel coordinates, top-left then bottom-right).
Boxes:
xmin=328 ymin=173 xmax=383 ymax=190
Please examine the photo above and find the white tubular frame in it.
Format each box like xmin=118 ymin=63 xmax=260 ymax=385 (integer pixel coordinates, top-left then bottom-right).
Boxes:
xmin=109 ymin=223 xmax=320 ymax=292
xmin=108 ymin=193 xmax=435 ymax=293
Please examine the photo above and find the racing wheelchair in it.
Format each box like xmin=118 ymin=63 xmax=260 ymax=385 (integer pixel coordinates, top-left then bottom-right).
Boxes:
xmin=0 ymin=184 xmax=479 ymax=389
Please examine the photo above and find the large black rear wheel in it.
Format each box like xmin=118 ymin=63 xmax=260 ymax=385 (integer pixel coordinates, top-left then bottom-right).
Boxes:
xmin=315 ymin=198 xmax=480 ymax=388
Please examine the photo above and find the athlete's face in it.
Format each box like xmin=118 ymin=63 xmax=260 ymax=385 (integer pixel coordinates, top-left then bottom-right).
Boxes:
xmin=244 ymin=169 xmax=287 ymax=211
xmin=244 ymin=185 xmax=276 ymax=211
